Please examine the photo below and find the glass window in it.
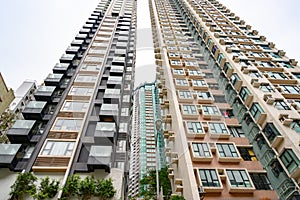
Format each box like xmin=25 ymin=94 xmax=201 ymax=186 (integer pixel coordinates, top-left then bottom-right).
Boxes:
xmin=239 ymin=87 xmax=251 ymax=102
xmin=186 ymin=121 xmax=203 ymax=133
xmin=26 ymin=101 xmax=47 ymax=109
xmin=292 ymin=73 xmax=300 ymax=79
xmin=250 ymin=103 xmax=264 ymax=120
xmin=96 ymin=122 xmax=116 ymax=131
xmin=197 ymin=91 xmax=213 ymax=100
xmin=119 ymin=123 xmax=128 ymax=132
xmin=175 ymin=79 xmax=188 ymax=86
xmin=69 ymin=87 xmax=94 ymax=96
xmin=75 ymin=75 xmax=97 ymax=83
xmin=263 ymin=123 xmax=280 ymax=143
xmin=62 ymin=101 xmax=89 ymax=112
xmin=274 ymin=100 xmax=290 ymax=110
xmin=41 ymin=141 xmax=75 ymax=156
xmin=178 ymin=90 xmax=193 ymax=99
xmin=170 ymin=60 xmax=182 ymax=66
xmin=192 ymin=143 xmax=210 ymax=157
xmin=202 ymin=105 xmax=220 ymax=115
xmin=290 ymin=121 xmax=300 ymax=133
xmin=260 ymin=84 xmax=275 ymax=92
xmin=12 ymin=120 xmax=35 ymax=129
xmin=238 ymin=147 xmax=257 ymax=161
xmin=199 ymin=169 xmax=221 ymax=187
xmin=182 ymin=105 xmax=198 ymax=115
xmin=230 ymin=73 xmax=241 ymax=86
xmin=192 ymin=79 xmax=207 ymax=87
xmin=173 ymin=69 xmax=185 ymax=75
xmin=188 ymin=70 xmax=202 ymax=76
xmin=267 ymin=72 xmax=288 ymax=80
xmin=81 ymin=64 xmax=100 ymax=71
xmin=249 ymin=173 xmax=272 ymax=190
xmin=280 ymin=85 xmax=300 ymax=94
xmin=226 ymin=169 xmax=252 ymax=188
xmin=280 ymin=149 xmax=300 ymax=174
xmin=52 ymin=119 xmax=82 ymax=131
xmin=228 ymin=126 xmax=245 ymax=137
xmin=216 ymin=143 xmax=239 ymax=158
xmin=209 ymin=122 xmax=228 ymax=134
xmin=217 ymin=53 xmax=224 ymax=64
xmin=249 ymin=71 xmax=262 ymax=78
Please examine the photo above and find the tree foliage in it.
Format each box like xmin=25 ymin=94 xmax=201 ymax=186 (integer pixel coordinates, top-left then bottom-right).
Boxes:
xmin=139 ymin=167 xmax=172 ymax=200
xmin=170 ymin=195 xmax=185 ymax=200
xmin=34 ymin=176 xmax=60 ymax=200
xmin=9 ymin=172 xmax=37 ymax=200
xmin=0 ymin=110 xmax=16 ymax=143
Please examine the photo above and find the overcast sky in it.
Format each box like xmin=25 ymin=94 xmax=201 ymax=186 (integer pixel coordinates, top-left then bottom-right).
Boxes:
xmin=0 ymin=0 xmax=299 ymax=90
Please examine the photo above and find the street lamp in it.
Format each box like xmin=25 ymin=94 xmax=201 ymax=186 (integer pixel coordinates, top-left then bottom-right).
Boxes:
xmin=155 ymin=119 xmax=162 ymax=200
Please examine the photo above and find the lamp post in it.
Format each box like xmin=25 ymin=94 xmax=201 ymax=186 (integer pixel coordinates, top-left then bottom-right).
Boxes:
xmin=155 ymin=119 xmax=162 ymax=200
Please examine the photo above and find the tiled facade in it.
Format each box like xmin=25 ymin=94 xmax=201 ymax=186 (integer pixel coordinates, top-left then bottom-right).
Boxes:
xmin=152 ymin=0 xmax=300 ymax=199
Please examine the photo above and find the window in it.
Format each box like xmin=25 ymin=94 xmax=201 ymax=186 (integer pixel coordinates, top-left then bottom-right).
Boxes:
xmin=274 ymin=100 xmax=290 ymax=110
xmin=178 ymin=90 xmax=192 ymax=99
xmin=238 ymin=147 xmax=257 ymax=161
xmin=192 ymin=79 xmax=207 ymax=87
xmin=267 ymin=72 xmax=288 ymax=80
xmin=250 ymin=103 xmax=264 ymax=120
xmin=204 ymin=73 xmax=214 ymax=79
xmin=75 ymin=75 xmax=97 ymax=82
xmin=269 ymin=52 xmax=281 ymax=59
xmin=217 ymin=53 xmax=224 ymax=64
xmin=228 ymin=126 xmax=245 ymax=137
xmin=170 ymin=60 xmax=182 ymax=66
xmin=182 ymin=105 xmax=197 ymax=115
xmin=249 ymin=71 xmax=262 ymax=78
xmin=62 ymin=101 xmax=89 ymax=112
xmin=199 ymin=169 xmax=221 ymax=187
xmin=175 ymin=79 xmax=188 ymax=86
xmin=249 ymin=173 xmax=272 ymax=190
xmin=263 ymin=123 xmax=280 ymax=143
xmin=202 ymin=105 xmax=220 ymax=115
xmin=271 ymin=160 xmax=284 ymax=177
xmin=214 ymin=95 xmax=226 ymax=103
xmin=207 ymin=83 xmax=219 ymax=90
xmin=260 ymin=84 xmax=275 ymax=92
xmin=41 ymin=141 xmax=75 ymax=156
xmin=192 ymin=143 xmax=210 ymax=157
xmin=280 ymin=149 xmax=300 ymax=174
xmin=188 ymin=70 xmax=202 ymax=76
xmin=216 ymin=143 xmax=239 ymax=158
xmin=197 ymin=91 xmax=213 ymax=100
xmin=81 ymin=64 xmax=100 ymax=71
xmin=226 ymin=170 xmax=252 ymax=188
xmin=186 ymin=121 xmax=203 ymax=133
xmin=52 ymin=119 xmax=82 ymax=131
xmin=173 ymin=69 xmax=185 ymax=75
xmin=230 ymin=73 xmax=241 ymax=86
xmin=293 ymin=73 xmax=300 ymax=79
xmin=223 ymin=63 xmax=232 ymax=74
xmin=239 ymin=87 xmax=251 ymax=102
xmin=290 ymin=121 xmax=300 ymax=133
xmin=280 ymin=85 xmax=300 ymax=94
xmin=209 ymin=122 xmax=228 ymax=134
xmin=69 ymin=87 xmax=94 ymax=96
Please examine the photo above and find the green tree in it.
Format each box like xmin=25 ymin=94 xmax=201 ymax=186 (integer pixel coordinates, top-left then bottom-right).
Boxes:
xmin=34 ymin=176 xmax=60 ymax=200
xmin=62 ymin=174 xmax=81 ymax=199
xmin=95 ymin=178 xmax=116 ymax=200
xmin=0 ymin=110 xmax=16 ymax=143
xmin=170 ymin=195 xmax=185 ymax=200
xmin=9 ymin=172 xmax=37 ymax=200
xmin=140 ymin=167 xmax=172 ymax=200
xmin=78 ymin=176 xmax=96 ymax=200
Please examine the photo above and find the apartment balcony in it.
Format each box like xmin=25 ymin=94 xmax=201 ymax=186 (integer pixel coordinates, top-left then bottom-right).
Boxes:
xmin=34 ymin=86 xmax=56 ymax=103
xmin=44 ymin=73 xmax=63 ymax=87
xmin=252 ymin=136 xmax=275 ymax=167
xmin=0 ymin=144 xmax=22 ymax=170
xmin=22 ymin=101 xmax=47 ymax=120
xmin=94 ymin=122 xmax=116 ymax=144
xmin=53 ymin=63 xmax=70 ymax=74
xmin=6 ymin=120 xmax=36 ymax=144
xmin=87 ymin=145 xmax=112 ymax=173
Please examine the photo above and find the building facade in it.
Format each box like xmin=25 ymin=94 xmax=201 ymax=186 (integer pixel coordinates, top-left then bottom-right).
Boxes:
xmin=0 ymin=73 xmax=14 ymax=114
xmin=152 ymin=0 xmax=300 ymax=199
xmin=129 ymin=83 xmax=164 ymax=198
xmin=0 ymin=0 xmax=136 ymax=199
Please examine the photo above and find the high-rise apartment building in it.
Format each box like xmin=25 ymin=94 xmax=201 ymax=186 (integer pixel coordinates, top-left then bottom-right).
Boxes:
xmin=151 ymin=0 xmax=300 ymax=199
xmin=1 ymin=0 xmax=300 ymax=199
xmin=0 ymin=0 xmax=136 ymax=199
xmin=129 ymin=82 xmax=164 ymax=198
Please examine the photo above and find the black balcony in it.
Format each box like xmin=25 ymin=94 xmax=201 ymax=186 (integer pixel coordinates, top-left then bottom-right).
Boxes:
xmin=60 ymin=54 xmax=76 ymax=63
xmin=22 ymin=101 xmax=47 ymax=120
xmin=66 ymin=46 xmax=81 ymax=54
xmin=53 ymin=63 xmax=70 ymax=74
xmin=94 ymin=122 xmax=115 ymax=144
xmin=44 ymin=73 xmax=63 ymax=87
xmin=6 ymin=120 xmax=36 ymax=144
xmin=87 ymin=145 xmax=112 ymax=173
xmin=99 ymin=104 xmax=119 ymax=123
xmin=34 ymin=86 xmax=56 ymax=102
xmin=71 ymin=39 xmax=84 ymax=47
xmin=0 ymin=144 xmax=22 ymax=170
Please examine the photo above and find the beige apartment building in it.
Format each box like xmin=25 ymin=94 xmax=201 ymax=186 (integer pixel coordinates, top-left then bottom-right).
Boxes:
xmin=151 ymin=0 xmax=300 ymax=199
xmin=0 ymin=73 xmax=14 ymax=114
